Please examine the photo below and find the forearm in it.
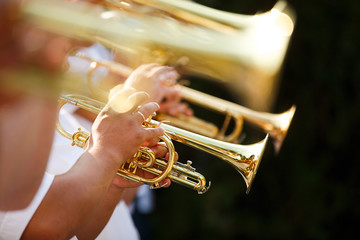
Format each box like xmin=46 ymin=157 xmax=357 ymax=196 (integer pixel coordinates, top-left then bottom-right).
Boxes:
xmin=75 ymin=184 xmax=125 ymax=240
xmin=122 ymin=187 xmax=139 ymax=206
xmin=21 ymin=151 xmax=122 ymax=240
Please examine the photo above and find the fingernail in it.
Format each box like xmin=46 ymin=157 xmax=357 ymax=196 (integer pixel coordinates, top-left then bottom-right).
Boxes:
xmin=154 ymin=102 xmax=160 ymax=110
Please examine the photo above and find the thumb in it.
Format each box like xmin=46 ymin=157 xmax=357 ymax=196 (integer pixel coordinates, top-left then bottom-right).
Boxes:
xmin=127 ymin=91 xmax=150 ymax=113
xmin=108 ymin=87 xmax=137 ymax=113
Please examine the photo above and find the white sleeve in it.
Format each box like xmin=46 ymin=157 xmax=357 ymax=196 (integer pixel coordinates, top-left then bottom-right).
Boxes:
xmin=0 ymin=173 xmax=54 ymax=240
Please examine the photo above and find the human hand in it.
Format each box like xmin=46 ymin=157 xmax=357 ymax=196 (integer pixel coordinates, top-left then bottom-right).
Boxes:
xmin=158 ymin=85 xmax=194 ymax=117
xmin=123 ymin=63 xmax=179 ymax=103
xmin=111 ymin=141 xmax=178 ymax=189
xmin=118 ymin=63 xmax=193 ymax=116
xmin=86 ymin=88 xmax=165 ymax=168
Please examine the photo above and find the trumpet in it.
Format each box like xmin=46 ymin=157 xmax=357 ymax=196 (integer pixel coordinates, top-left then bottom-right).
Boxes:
xmin=157 ymin=86 xmax=296 ymax=153
xmin=99 ymin=0 xmax=295 ymax=111
xmin=57 ymin=94 xmax=268 ymax=194
xmin=22 ymin=0 xmax=295 ymax=111
xmin=77 ymin=55 xmax=295 ymax=153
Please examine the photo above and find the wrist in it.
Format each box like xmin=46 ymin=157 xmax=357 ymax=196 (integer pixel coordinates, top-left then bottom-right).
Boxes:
xmin=85 ymin=144 xmax=127 ymax=173
xmin=108 ymin=183 xmax=126 ymax=198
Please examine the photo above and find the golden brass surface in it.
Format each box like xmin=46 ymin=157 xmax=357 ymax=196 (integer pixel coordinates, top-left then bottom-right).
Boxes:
xmin=57 ymin=95 xmax=268 ymax=193
xmin=72 ymin=55 xmax=295 ymax=153
xmin=176 ymin=85 xmax=296 ymax=153
xmin=17 ymin=0 xmax=291 ymax=192
xmin=57 ymin=95 xmax=177 ymax=190
xmin=22 ymin=0 xmax=295 ymax=110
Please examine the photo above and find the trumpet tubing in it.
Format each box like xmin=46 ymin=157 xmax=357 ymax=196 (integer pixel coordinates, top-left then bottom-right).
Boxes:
xmin=71 ymin=55 xmax=295 ymax=153
xmin=177 ymin=85 xmax=296 ymax=153
xmin=105 ymin=0 xmax=295 ymax=110
xmin=19 ymin=0 xmax=293 ymax=191
xmin=57 ymin=95 xmax=268 ymax=193
xmin=57 ymin=95 xmax=177 ymax=189
xmin=22 ymin=0 xmax=295 ymax=111
xmin=144 ymin=118 xmax=268 ymax=193
xmin=141 ymin=159 xmax=210 ymax=194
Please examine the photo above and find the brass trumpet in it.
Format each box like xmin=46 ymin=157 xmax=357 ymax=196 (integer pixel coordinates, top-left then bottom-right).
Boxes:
xmin=157 ymin=86 xmax=296 ymax=154
xmin=22 ymin=0 xmax=295 ymax=111
xmin=57 ymin=94 xmax=268 ymax=194
xmin=77 ymin=55 xmax=295 ymax=153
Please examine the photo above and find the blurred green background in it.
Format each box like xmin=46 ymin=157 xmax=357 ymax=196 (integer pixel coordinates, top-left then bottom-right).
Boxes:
xmin=135 ymin=0 xmax=360 ymax=239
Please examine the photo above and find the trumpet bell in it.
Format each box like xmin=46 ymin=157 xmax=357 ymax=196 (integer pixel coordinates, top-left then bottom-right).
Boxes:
xmin=176 ymin=85 xmax=295 ymax=153
xmin=57 ymin=94 xmax=268 ymax=193
xmin=22 ymin=0 xmax=295 ymax=111
xmin=234 ymin=135 xmax=268 ymax=193
xmin=261 ymin=105 xmax=296 ymax=153
xmin=144 ymin=119 xmax=269 ymax=193
xmin=71 ymin=54 xmax=295 ymax=153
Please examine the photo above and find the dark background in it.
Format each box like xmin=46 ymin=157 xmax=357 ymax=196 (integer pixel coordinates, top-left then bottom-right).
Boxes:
xmin=136 ymin=0 xmax=360 ymax=239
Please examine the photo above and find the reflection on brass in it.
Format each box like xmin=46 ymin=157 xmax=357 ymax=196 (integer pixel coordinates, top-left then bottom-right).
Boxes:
xmin=74 ymin=55 xmax=295 ymax=153
xmin=22 ymin=0 xmax=295 ymax=110
xmin=57 ymin=95 xmax=268 ymax=194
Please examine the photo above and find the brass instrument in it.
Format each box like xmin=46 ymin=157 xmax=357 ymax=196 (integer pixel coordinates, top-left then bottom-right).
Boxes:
xmin=22 ymin=0 xmax=295 ymax=111
xmin=157 ymin=86 xmax=296 ymax=154
xmin=100 ymin=0 xmax=296 ymax=111
xmin=17 ymin=0 xmax=289 ymax=192
xmin=76 ymin=55 xmax=295 ymax=153
xmin=57 ymin=95 xmax=268 ymax=194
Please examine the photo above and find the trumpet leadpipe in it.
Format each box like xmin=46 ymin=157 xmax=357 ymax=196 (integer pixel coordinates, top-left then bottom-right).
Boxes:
xmin=58 ymin=94 xmax=268 ymax=193
xmin=178 ymin=85 xmax=295 ymax=153
xmin=144 ymin=119 xmax=269 ymax=193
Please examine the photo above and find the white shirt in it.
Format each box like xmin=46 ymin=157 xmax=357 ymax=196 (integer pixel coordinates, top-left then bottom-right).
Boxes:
xmin=49 ymin=105 xmax=140 ymax=240
xmin=0 ymin=173 xmax=54 ymax=240
xmin=0 ymin=106 xmax=139 ymax=240
xmin=0 ymin=44 xmax=139 ymax=240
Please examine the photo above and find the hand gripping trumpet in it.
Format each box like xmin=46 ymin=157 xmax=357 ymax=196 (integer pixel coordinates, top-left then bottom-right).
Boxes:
xmin=78 ymin=55 xmax=295 ymax=153
xmin=57 ymin=95 xmax=268 ymax=194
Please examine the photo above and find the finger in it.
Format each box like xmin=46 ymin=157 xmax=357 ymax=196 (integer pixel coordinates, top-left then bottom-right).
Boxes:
xmin=108 ymin=87 xmax=137 ymax=113
xmin=150 ymin=142 xmax=168 ymax=158
xmin=143 ymin=136 xmax=161 ymax=148
xmin=124 ymin=63 xmax=160 ymax=86
xmin=134 ymin=169 xmax=171 ymax=189
xmin=108 ymin=83 xmax=124 ymax=100
xmin=153 ymin=66 xmax=179 ymax=86
xmin=185 ymin=106 xmax=194 ymax=116
xmin=134 ymin=102 xmax=160 ymax=124
xmin=163 ymin=89 xmax=181 ymax=104
xmin=167 ymin=102 xmax=191 ymax=116
xmin=109 ymin=86 xmax=135 ymax=101
xmin=137 ymin=102 xmax=160 ymax=119
xmin=167 ymin=102 xmax=182 ymax=116
xmin=134 ymin=63 xmax=160 ymax=73
xmin=159 ymin=178 xmax=171 ymax=188
xmin=127 ymin=91 xmax=150 ymax=113
xmin=168 ymin=101 xmax=193 ymax=116
xmin=142 ymin=127 xmax=165 ymax=141
xmin=165 ymin=151 xmax=179 ymax=163
xmin=164 ymin=85 xmax=181 ymax=98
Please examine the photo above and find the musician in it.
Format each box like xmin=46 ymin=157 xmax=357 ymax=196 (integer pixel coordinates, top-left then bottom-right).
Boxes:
xmin=59 ymin=43 xmax=192 ymax=240
xmin=0 ymin=0 xmax=190 ymax=238
xmin=0 ymin=41 xmax=190 ymax=239
xmin=0 ymin=0 xmax=75 ymax=210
